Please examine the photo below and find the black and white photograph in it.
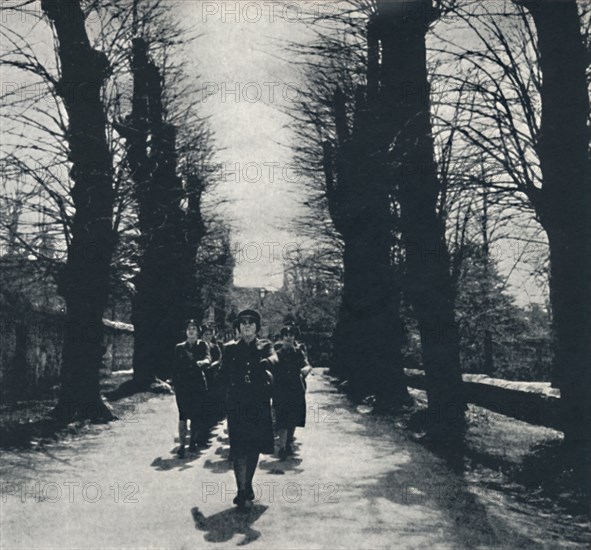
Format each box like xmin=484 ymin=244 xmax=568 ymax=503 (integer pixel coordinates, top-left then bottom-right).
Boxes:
xmin=1 ymin=0 xmax=590 ymax=548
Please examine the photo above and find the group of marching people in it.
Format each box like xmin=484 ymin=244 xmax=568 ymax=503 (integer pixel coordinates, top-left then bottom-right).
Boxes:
xmin=171 ymin=321 xmax=223 ymax=456
xmin=171 ymin=309 xmax=313 ymax=509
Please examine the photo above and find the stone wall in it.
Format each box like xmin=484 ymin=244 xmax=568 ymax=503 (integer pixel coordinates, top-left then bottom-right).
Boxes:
xmin=404 ymin=369 xmax=561 ymax=430
xmin=0 ymin=310 xmax=134 ymax=402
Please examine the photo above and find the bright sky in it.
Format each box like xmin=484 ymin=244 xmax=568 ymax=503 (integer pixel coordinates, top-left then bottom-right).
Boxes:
xmin=177 ymin=1 xmax=546 ymax=303
xmin=1 ymin=0 xmax=547 ymax=304
xmin=178 ymin=1 xmax=317 ymax=289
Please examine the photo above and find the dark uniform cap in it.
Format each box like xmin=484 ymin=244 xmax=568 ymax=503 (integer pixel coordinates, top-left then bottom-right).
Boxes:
xmin=200 ymin=323 xmax=215 ymax=336
xmin=185 ymin=319 xmax=199 ymax=330
xmin=237 ymin=309 xmax=261 ymax=331
xmin=280 ymin=324 xmax=300 ymax=338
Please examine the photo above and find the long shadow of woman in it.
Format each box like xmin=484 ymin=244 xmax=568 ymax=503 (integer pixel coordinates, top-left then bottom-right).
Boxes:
xmin=191 ymin=505 xmax=267 ymax=546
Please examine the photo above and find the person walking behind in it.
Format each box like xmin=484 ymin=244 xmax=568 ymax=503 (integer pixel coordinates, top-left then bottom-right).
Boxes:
xmin=232 ymin=318 xmax=241 ymax=342
xmin=201 ymin=323 xmax=223 ymax=426
xmin=273 ymin=324 xmax=313 ymax=460
xmin=220 ymin=309 xmax=277 ymax=509
xmin=172 ymin=319 xmax=211 ymax=458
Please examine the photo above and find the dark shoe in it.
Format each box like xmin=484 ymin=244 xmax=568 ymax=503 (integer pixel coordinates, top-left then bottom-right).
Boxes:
xmin=286 ymin=443 xmax=294 ymax=455
xmin=278 ymin=448 xmax=288 ymax=461
xmin=246 ymin=483 xmax=255 ymax=501
xmin=188 ymin=443 xmax=197 ymax=453
xmin=177 ymin=446 xmax=186 ymax=458
xmin=233 ymin=491 xmax=246 ymax=508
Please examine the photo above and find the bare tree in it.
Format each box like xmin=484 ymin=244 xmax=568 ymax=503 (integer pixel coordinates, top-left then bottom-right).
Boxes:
xmin=37 ymin=0 xmax=116 ymax=421
xmin=286 ymin=3 xmax=411 ymax=409
xmin=433 ymin=0 xmax=590 ymax=448
xmin=1 ymin=0 xmax=216 ymax=409
xmin=516 ymin=0 xmax=591 ymax=450
xmin=375 ymin=0 xmax=467 ymax=438
xmin=112 ymin=3 xmax=215 ymax=388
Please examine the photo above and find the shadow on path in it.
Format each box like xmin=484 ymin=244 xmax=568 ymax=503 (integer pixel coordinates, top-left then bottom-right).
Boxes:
xmin=151 ymin=447 xmax=206 ymax=471
xmin=215 ymin=445 xmax=230 ymax=459
xmin=201 ymin=439 xmax=231 ymax=474
xmin=0 ymin=416 xmax=96 ymax=451
xmin=258 ymin=455 xmax=304 ymax=475
xmin=362 ymin=457 xmax=538 ymax=548
xmin=191 ymin=504 xmax=267 ymax=545
xmin=151 ymin=426 xmax=222 ymax=472
xmin=203 ymin=456 xmax=232 ymax=474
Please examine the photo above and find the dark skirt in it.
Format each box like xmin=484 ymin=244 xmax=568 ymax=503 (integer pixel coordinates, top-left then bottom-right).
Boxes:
xmin=175 ymin=386 xmax=206 ymax=423
xmin=273 ymin=385 xmax=306 ymax=429
xmin=201 ymin=368 xmax=224 ymax=425
xmin=226 ymin=393 xmax=275 ymax=459
xmin=174 ymin=371 xmax=208 ymax=422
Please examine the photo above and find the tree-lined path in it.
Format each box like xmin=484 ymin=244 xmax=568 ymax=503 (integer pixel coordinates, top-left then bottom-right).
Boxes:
xmin=1 ymin=371 xmax=582 ymax=549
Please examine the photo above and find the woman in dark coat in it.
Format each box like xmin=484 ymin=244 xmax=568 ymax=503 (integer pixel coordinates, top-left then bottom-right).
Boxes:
xmin=172 ymin=319 xmax=211 ymax=457
xmin=273 ymin=325 xmax=312 ymax=459
xmin=201 ymin=323 xmax=223 ymax=425
xmin=220 ymin=309 xmax=277 ymax=509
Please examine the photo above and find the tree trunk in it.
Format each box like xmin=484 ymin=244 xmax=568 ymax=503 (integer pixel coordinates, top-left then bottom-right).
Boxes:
xmin=114 ymin=38 xmax=157 ymax=388
xmin=324 ymin=132 xmax=409 ymax=407
xmin=41 ymin=0 xmax=115 ymax=421
xmin=334 ymin=231 xmax=409 ymax=406
xmin=481 ymin=190 xmax=494 ymax=376
xmin=322 ymin=17 xmax=410 ymax=409
xmin=519 ymin=0 xmax=591 ymax=449
xmin=131 ymin=121 xmax=186 ymax=383
xmin=546 ymin=230 xmax=591 ymax=449
xmin=376 ymin=0 xmax=466 ymax=438
xmin=182 ymin=172 xmax=206 ymax=320
xmin=116 ymin=38 xmax=200 ymax=388
xmin=483 ymin=330 xmax=494 ymax=375
xmin=332 ymin=238 xmax=363 ymax=382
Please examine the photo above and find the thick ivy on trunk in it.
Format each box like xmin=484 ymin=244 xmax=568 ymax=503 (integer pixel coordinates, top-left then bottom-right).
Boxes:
xmin=518 ymin=0 xmax=591 ymax=450
xmin=182 ymin=172 xmax=207 ymax=320
xmin=376 ymin=0 xmax=466 ymax=438
xmin=322 ymin=20 xmax=410 ymax=410
xmin=41 ymin=0 xmax=115 ymax=421
xmin=115 ymin=38 xmax=205 ymax=387
xmin=137 ymin=116 xmax=186 ymax=383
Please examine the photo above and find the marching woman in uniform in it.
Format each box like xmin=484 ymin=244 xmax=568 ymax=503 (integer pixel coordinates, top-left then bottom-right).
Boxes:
xmin=220 ymin=309 xmax=277 ymax=509
xmin=272 ymin=324 xmax=312 ymax=460
xmin=201 ymin=323 xmax=223 ymax=426
xmin=232 ymin=318 xmax=241 ymax=342
xmin=172 ymin=319 xmax=211 ymax=458
xmin=201 ymin=325 xmax=222 ymax=368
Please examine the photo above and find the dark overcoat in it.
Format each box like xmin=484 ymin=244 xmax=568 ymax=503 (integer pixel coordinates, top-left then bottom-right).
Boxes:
xmin=203 ymin=341 xmax=222 ymax=387
xmin=273 ymin=341 xmax=309 ymax=390
xmin=272 ymin=345 xmax=308 ymax=429
xmin=203 ymin=341 xmax=223 ymax=424
xmin=172 ymin=340 xmax=211 ymax=422
xmin=221 ymin=338 xmax=277 ymax=458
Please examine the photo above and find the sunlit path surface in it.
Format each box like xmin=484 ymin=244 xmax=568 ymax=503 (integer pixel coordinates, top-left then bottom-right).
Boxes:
xmin=0 ymin=371 xmax=586 ymax=549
